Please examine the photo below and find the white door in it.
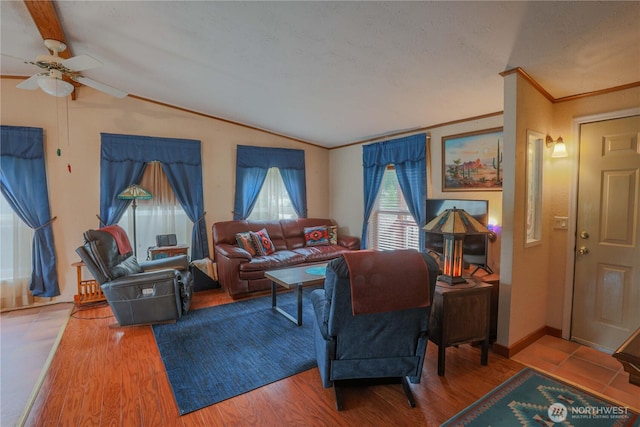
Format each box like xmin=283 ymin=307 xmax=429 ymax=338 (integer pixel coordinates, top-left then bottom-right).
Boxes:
xmin=571 ymin=115 xmax=640 ymax=352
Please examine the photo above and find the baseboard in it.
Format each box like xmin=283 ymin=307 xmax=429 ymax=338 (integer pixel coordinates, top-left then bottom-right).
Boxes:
xmin=493 ymin=326 xmax=562 ymax=358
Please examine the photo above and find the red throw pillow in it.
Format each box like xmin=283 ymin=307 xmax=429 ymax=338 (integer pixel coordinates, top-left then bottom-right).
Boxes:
xmin=250 ymin=228 xmax=276 ymax=256
xmin=304 ymin=225 xmax=329 ymax=246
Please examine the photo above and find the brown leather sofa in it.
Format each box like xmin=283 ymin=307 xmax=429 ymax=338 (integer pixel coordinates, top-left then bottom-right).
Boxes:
xmin=212 ymin=218 xmax=360 ymax=299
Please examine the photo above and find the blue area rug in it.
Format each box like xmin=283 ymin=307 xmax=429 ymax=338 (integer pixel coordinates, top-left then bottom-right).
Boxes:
xmin=443 ymin=368 xmax=639 ymax=426
xmin=152 ymin=287 xmax=320 ymax=415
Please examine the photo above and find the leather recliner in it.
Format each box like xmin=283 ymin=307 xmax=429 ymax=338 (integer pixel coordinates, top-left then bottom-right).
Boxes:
xmin=311 ymin=250 xmax=439 ymax=410
xmin=76 ymin=225 xmax=193 ymax=326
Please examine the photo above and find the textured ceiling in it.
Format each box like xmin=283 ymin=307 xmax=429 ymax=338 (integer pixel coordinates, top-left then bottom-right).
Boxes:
xmin=1 ymin=1 xmax=639 ymax=147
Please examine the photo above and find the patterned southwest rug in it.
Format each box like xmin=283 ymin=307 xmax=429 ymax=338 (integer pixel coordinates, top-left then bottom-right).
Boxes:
xmin=152 ymin=287 xmax=319 ymax=415
xmin=442 ymin=368 xmax=640 ymax=426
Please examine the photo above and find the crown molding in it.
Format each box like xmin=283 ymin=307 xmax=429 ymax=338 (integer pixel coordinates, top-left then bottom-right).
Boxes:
xmin=500 ymin=67 xmax=640 ymax=104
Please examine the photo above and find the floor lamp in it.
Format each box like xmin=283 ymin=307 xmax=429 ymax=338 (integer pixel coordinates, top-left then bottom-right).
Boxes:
xmin=117 ymin=184 xmax=152 ymax=258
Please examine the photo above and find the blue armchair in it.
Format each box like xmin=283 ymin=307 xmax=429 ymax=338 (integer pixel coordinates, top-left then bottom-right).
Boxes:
xmin=311 ymin=249 xmax=439 ymax=410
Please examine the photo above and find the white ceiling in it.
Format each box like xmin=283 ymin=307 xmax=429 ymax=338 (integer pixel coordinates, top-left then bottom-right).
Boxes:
xmin=2 ymin=1 xmax=639 ymax=148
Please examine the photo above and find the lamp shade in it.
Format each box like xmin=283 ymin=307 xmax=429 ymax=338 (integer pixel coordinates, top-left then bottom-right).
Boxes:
xmin=423 ymin=207 xmax=490 ymax=235
xmin=551 ymin=139 xmax=568 ymax=158
xmin=38 ymin=75 xmax=74 ymax=97
xmin=423 ymin=207 xmax=490 ymax=285
xmin=117 ymin=184 xmax=152 ymax=200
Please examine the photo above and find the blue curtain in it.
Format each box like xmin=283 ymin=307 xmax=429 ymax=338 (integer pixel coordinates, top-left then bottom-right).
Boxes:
xmin=0 ymin=126 xmax=60 ymax=297
xmin=100 ymin=133 xmax=209 ymax=260
xmin=361 ymin=133 xmax=427 ymax=248
xmin=233 ymin=145 xmax=307 ymax=219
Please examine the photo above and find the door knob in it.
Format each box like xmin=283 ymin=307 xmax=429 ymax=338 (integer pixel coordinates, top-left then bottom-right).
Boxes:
xmin=580 ymin=231 xmax=590 ymax=239
xmin=577 ymin=246 xmax=590 ymax=255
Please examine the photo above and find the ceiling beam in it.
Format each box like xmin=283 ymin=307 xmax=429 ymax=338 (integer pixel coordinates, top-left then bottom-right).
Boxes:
xmin=23 ymin=0 xmax=71 ymax=58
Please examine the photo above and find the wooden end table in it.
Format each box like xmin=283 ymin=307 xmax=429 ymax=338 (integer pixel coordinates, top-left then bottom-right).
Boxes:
xmin=613 ymin=327 xmax=640 ymax=386
xmin=148 ymin=245 xmax=189 ymax=260
xmin=264 ymin=263 xmax=327 ymax=326
xmin=429 ymin=279 xmax=492 ymax=376
xmin=72 ymin=261 xmax=105 ymax=306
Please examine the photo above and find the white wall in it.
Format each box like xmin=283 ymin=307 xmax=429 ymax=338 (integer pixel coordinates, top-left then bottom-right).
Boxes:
xmin=1 ymin=78 xmax=331 ymax=303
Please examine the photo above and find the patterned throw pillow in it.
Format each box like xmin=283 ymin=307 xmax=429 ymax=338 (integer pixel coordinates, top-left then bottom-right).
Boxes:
xmin=236 ymin=232 xmax=257 ymax=256
xmin=304 ymin=225 xmax=329 ymax=246
xmin=250 ymin=228 xmax=276 ymax=256
xmin=328 ymin=225 xmax=338 ymax=245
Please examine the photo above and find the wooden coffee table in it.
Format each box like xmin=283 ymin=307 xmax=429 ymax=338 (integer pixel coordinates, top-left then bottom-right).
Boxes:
xmin=265 ymin=263 xmax=327 ymax=326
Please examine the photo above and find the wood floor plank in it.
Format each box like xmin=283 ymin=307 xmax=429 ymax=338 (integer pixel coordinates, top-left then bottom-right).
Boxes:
xmin=119 ymin=326 xmax=144 ymax=426
xmin=97 ymin=316 xmax=123 ymax=427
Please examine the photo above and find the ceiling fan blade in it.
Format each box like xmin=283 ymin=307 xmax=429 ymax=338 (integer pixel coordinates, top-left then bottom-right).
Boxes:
xmin=16 ymin=74 xmax=42 ymax=90
xmin=74 ymin=76 xmax=127 ymax=98
xmin=62 ymin=54 xmax=102 ymax=72
xmin=1 ymin=52 xmax=32 ymax=64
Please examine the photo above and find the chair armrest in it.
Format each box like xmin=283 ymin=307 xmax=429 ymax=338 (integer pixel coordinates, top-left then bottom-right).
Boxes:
xmin=215 ymin=243 xmax=252 ymax=260
xmin=103 ymin=269 xmax=178 ymax=288
xmin=338 ymin=235 xmax=360 ymax=250
xmin=140 ymin=255 xmax=189 ymax=272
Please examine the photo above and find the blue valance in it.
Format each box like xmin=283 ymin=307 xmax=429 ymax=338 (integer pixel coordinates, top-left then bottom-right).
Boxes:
xmin=363 ymin=133 xmax=426 ymax=167
xmin=101 ymin=133 xmax=202 ymax=165
xmin=236 ymin=145 xmax=305 ymax=169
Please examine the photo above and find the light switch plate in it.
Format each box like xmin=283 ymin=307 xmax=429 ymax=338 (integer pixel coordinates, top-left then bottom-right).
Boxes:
xmin=553 ymin=216 xmax=568 ymax=230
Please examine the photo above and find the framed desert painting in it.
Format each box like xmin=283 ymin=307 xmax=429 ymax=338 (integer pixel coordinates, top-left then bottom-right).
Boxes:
xmin=442 ymin=127 xmax=504 ymax=191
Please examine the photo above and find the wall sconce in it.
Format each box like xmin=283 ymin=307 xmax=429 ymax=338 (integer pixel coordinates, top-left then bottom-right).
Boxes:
xmin=486 ymin=222 xmax=499 ymax=242
xmin=546 ymin=135 xmax=568 ymax=158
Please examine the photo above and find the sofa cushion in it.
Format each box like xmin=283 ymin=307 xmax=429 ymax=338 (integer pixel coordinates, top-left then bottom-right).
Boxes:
xmin=251 ymin=228 xmax=276 ymax=256
xmin=292 ymin=245 xmax=352 ymax=263
xmin=235 ymin=231 xmax=257 ymax=256
xmin=238 ymin=250 xmax=305 ymax=272
xmin=304 ymin=225 xmax=330 ymax=246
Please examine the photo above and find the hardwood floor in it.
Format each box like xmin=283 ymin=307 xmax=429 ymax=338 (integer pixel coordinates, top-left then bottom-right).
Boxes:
xmin=12 ymin=288 xmax=639 ymax=426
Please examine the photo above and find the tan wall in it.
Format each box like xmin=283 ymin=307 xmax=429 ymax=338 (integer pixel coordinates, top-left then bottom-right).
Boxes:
xmin=499 ymin=72 xmax=555 ymax=347
xmin=0 ymin=78 xmax=330 ymax=302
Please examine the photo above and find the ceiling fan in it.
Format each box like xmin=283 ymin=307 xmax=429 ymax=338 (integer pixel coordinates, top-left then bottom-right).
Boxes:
xmin=16 ymin=39 xmax=127 ymax=98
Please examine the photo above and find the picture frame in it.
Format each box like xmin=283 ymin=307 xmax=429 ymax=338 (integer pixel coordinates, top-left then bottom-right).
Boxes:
xmin=442 ymin=127 xmax=504 ymax=191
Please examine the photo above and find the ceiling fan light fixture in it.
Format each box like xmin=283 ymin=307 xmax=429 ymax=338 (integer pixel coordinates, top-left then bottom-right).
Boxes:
xmin=37 ymin=75 xmax=74 ymax=97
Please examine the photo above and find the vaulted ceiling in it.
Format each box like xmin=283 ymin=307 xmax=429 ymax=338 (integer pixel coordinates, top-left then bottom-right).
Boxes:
xmin=2 ymin=1 xmax=639 ymax=148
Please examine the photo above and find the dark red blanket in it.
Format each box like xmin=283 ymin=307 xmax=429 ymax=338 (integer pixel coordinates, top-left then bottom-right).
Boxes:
xmin=102 ymin=225 xmax=133 ymax=255
xmin=343 ymin=249 xmax=430 ymax=315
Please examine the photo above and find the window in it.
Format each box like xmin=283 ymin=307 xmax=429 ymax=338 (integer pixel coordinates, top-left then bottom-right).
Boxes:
xmin=247 ymin=167 xmax=298 ymax=221
xmin=368 ymin=167 xmax=420 ymax=251
xmin=118 ymin=162 xmax=192 ymax=259
xmin=0 ymin=194 xmax=34 ymax=307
